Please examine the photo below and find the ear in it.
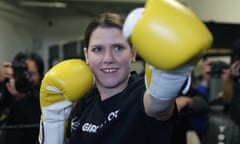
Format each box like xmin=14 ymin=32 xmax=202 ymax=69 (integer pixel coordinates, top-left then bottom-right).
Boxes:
xmin=83 ymin=47 xmax=89 ymax=64
xmin=131 ymin=48 xmax=137 ymax=62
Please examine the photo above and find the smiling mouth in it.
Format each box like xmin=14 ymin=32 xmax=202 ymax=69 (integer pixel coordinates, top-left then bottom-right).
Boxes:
xmin=101 ymin=68 xmax=118 ymax=73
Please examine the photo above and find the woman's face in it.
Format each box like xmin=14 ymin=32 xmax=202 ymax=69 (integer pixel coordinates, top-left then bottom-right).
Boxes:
xmin=84 ymin=27 xmax=136 ymax=90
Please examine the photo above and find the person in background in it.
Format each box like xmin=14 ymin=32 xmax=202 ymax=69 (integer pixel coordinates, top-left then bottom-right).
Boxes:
xmin=174 ymin=57 xmax=231 ymax=144
xmin=230 ymin=60 xmax=240 ymax=126
xmin=204 ymin=39 xmax=240 ymax=144
xmin=229 ymin=38 xmax=240 ymax=126
xmin=0 ymin=52 xmax=44 ymax=144
xmin=173 ymin=60 xmax=210 ymax=144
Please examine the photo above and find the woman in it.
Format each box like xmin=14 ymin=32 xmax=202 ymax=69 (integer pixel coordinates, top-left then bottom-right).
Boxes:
xmin=66 ymin=12 xmax=180 ymax=144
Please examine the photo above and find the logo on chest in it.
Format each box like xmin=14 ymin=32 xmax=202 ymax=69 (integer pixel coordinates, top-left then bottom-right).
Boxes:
xmin=72 ymin=109 xmax=120 ymax=134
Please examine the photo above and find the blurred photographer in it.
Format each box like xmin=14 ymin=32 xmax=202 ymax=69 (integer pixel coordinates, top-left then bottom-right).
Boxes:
xmin=191 ymin=59 xmax=230 ymax=107
xmin=205 ymin=40 xmax=240 ymax=144
xmin=173 ymin=58 xmax=231 ymax=144
xmin=229 ymin=38 xmax=240 ymax=126
xmin=0 ymin=52 xmax=44 ymax=144
xmin=207 ymin=60 xmax=230 ymax=103
xmin=173 ymin=60 xmax=211 ymax=144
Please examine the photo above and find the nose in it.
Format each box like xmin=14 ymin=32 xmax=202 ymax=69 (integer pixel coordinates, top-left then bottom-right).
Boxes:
xmin=103 ymin=49 xmax=114 ymax=63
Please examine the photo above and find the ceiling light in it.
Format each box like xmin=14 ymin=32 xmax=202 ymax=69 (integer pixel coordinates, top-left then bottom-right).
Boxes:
xmin=19 ymin=1 xmax=67 ymax=8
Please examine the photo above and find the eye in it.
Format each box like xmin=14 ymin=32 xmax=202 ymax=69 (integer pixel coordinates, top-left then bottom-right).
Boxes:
xmin=91 ymin=46 xmax=102 ymax=53
xmin=113 ymin=44 xmax=125 ymax=52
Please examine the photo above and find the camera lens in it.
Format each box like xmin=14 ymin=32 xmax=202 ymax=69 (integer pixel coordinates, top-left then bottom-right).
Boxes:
xmin=210 ymin=61 xmax=228 ymax=78
xmin=14 ymin=75 xmax=31 ymax=93
xmin=12 ymin=61 xmax=31 ymax=93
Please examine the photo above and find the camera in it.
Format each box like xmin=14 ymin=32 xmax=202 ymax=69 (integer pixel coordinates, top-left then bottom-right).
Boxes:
xmin=11 ymin=60 xmax=31 ymax=93
xmin=209 ymin=61 xmax=229 ymax=78
xmin=0 ymin=61 xmax=31 ymax=94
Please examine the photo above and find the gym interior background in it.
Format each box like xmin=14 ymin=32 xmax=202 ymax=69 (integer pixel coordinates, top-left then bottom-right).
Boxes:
xmin=0 ymin=0 xmax=240 ymax=71
xmin=1 ymin=0 xmax=240 ymax=143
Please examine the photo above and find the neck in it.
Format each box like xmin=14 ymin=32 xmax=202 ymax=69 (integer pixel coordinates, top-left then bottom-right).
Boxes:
xmin=97 ymin=74 xmax=130 ymax=101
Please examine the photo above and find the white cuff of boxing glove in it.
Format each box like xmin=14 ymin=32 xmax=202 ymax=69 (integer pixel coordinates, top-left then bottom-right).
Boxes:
xmin=146 ymin=64 xmax=193 ymax=100
xmin=42 ymin=100 xmax=72 ymax=121
xmin=122 ymin=7 xmax=145 ymax=40
xmin=40 ymin=100 xmax=72 ymax=144
xmin=40 ymin=120 xmax=65 ymax=144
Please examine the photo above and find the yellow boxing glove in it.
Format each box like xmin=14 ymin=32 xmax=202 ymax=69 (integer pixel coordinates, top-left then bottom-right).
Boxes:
xmin=123 ymin=0 xmax=213 ymax=102
xmin=39 ymin=59 xmax=94 ymax=144
xmin=123 ymin=0 xmax=213 ymax=70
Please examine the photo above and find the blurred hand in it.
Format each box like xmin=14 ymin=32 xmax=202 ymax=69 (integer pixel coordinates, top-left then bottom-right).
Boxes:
xmin=0 ymin=62 xmax=13 ymax=81
xmin=230 ymin=60 xmax=240 ymax=76
xmin=1 ymin=61 xmax=26 ymax=100
xmin=176 ymin=96 xmax=193 ymax=111
xmin=221 ymin=68 xmax=231 ymax=81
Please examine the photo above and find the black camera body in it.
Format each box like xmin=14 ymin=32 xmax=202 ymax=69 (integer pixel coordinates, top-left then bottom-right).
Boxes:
xmin=209 ymin=61 xmax=229 ymax=78
xmin=11 ymin=61 xmax=31 ymax=93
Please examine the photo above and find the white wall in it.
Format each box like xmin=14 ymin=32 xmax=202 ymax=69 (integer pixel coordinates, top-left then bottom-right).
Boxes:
xmin=0 ymin=1 xmax=43 ymax=64
xmin=181 ymin=0 xmax=240 ymax=24
xmin=1 ymin=0 xmax=240 ymax=71
xmin=0 ymin=2 xmax=92 ymax=71
xmin=41 ymin=14 xmax=93 ymax=69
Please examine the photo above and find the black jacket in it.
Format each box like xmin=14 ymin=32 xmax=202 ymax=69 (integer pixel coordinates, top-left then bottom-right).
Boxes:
xmin=230 ymin=81 xmax=240 ymax=126
xmin=0 ymin=82 xmax=41 ymax=144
